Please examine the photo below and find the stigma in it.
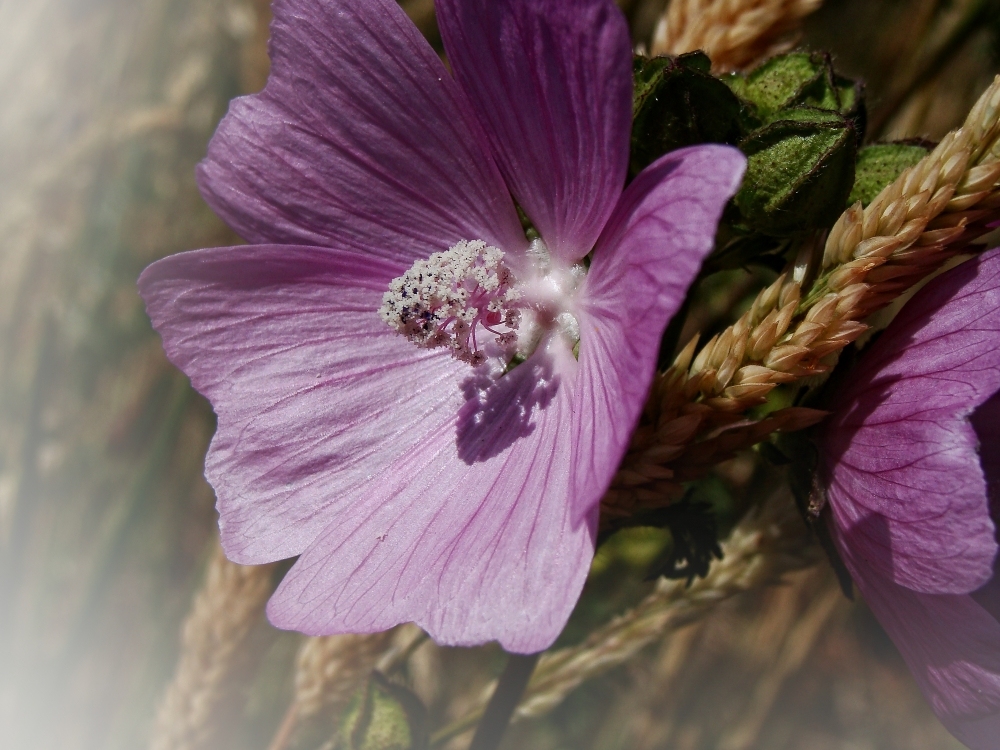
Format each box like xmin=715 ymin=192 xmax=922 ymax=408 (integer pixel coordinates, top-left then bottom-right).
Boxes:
xmin=379 ymin=240 xmax=522 ymax=366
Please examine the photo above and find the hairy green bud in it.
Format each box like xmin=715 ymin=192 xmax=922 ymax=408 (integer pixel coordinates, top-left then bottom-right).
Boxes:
xmin=725 ymin=51 xmax=865 ymax=129
xmin=334 ymin=674 xmax=428 ymax=750
xmin=631 ymin=52 xmax=752 ymax=176
xmin=849 ymin=142 xmax=930 ymax=206
xmin=735 ymin=108 xmax=857 ymax=236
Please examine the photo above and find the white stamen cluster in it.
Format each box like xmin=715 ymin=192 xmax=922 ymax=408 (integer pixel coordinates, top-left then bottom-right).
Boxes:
xmin=379 ymin=240 xmax=522 ymax=366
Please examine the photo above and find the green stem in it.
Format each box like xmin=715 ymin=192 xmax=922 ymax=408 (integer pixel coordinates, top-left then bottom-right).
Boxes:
xmin=466 ymin=652 xmax=540 ymax=750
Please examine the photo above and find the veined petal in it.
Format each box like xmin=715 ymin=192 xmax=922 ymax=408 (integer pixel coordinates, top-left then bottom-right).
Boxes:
xmin=268 ymin=338 xmax=596 ymax=653
xmin=571 ymin=145 xmax=746 ymax=515
xmin=824 ymin=250 xmax=1000 ymax=594
xmin=436 ymin=0 xmax=632 ymax=262
xmin=833 ymin=534 xmax=1000 ymax=750
xmin=138 ymin=244 xmax=468 ymax=563
xmin=197 ymin=0 xmax=525 ymax=262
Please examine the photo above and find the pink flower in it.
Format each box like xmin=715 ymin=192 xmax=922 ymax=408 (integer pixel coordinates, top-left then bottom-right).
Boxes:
xmin=821 ymin=249 xmax=1000 ymax=747
xmin=139 ymin=0 xmax=744 ymax=652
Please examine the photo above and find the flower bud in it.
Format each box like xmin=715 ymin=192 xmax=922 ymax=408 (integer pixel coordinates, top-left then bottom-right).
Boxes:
xmin=630 ymin=51 xmax=751 ymax=175
xmin=334 ymin=674 xmax=428 ymax=750
xmin=725 ymin=51 xmax=864 ymax=126
xmin=849 ymin=143 xmax=930 ymax=206
xmin=734 ymin=108 xmax=858 ymax=236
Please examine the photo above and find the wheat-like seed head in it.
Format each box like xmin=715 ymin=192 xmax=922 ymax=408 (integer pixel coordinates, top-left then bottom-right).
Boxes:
xmin=651 ymin=0 xmax=824 ymax=72
xmin=603 ymin=76 xmax=1000 ymax=523
xmin=293 ymin=631 xmax=395 ymax=721
xmin=149 ymin=544 xmax=275 ymax=750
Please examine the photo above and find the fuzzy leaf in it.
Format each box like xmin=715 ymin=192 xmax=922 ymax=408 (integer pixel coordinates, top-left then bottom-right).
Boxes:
xmin=725 ymin=52 xmax=826 ymax=116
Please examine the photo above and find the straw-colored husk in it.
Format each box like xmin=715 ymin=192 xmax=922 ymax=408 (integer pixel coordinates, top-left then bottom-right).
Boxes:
xmin=603 ymin=75 xmax=1000 ymax=522
xmin=149 ymin=543 xmax=275 ymax=750
xmin=651 ymin=0 xmax=824 ymax=72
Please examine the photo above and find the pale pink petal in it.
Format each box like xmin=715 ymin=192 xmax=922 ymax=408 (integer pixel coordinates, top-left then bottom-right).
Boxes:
xmin=263 ymin=146 xmax=743 ymax=650
xmin=570 ymin=145 xmax=746 ymax=514
xmin=833 ymin=530 xmax=1000 ymax=750
xmin=824 ymin=250 xmax=1000 ymax=593
xmin=436 ymin=0 xmax=632 ymax=262
xmin=197 ymin=0 xmax=525 ymax=262
xmin=267 ymin=338 xmax=595 ymax=653
xmin=139 ymin=244 xmax=468 ymax=563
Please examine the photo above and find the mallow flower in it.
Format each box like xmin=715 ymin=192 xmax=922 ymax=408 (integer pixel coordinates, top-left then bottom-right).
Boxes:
xmin=820 ymin=249 xmax=1000 ymax=747
xmin=138 ymin=0 xmax=744 ymax=653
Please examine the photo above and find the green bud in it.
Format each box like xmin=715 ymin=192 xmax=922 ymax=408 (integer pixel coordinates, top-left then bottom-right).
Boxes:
xmin=726 ymin=52 xmax=865 ymax=134
xmin=334 ymin=674 xmax=428 ymax=750
xmin=630 ymin=52 xmax=753 ymax=176
xmin=725 ymin=52 xmax=826 ymax=117
xmin=734 ymin=107 xmax=857 ymax=236
xmin=849 ymin=142 xmax=930 ymax=206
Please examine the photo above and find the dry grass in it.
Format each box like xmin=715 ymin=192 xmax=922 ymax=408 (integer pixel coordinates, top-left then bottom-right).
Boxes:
xmin=149 ymin=544 xmax=275 ymax=750
xmin=650 ymin=0 xmax=823 ymax=71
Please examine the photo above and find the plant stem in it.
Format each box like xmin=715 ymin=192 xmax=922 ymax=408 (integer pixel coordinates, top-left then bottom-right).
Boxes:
xmin=466 ymin=652 xmax=540 ymax=750
xmin=267 ymin=704 xmax=299 ymax=750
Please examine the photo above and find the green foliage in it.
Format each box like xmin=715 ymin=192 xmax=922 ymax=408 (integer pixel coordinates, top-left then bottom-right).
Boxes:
xmin=631 ymin=52 xmax=753 ymax=175
xmin=849 ymin=143 xmax=930 ymax=206
xmin=631 ymin=50 xmax=865 ymax=256
xmin=734 ymin=108 xmax=857 ymax=236
xmin=725 ymin=51 xmax=864 ymax=126
xmin=598 ymin=496 xmax=723 ymax=585
xmin=335 ymin=674 xmax=428 ymax=750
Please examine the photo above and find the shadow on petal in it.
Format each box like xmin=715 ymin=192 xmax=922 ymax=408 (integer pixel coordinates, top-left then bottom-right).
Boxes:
xmin=456 ymin=350 xmax=561 ymax=464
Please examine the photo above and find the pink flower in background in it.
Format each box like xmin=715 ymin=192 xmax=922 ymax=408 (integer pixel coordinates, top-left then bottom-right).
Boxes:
xmin=821 ymin=249 xmax=1000 ymax=748
xmin=138 ymin=0 xmax=744 ymax=653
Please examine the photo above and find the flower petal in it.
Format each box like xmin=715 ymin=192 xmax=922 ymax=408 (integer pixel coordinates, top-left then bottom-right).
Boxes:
xmin=197 ymin=0 xmax=524 ymax=262
xmin=267 ymin=338 xmax=596 ymax=653
xmin=138 ymin=244 xmax=468 ymax=563
xmin=824 ymin=250 xmax=1000 ymax=594
xmin=436 ymin=0 xmax=632 ymax=262
xmin=832 ymin=532 xmax=1000 ymax=750
xmin=570 ymin=145 xmax=746 ymax=514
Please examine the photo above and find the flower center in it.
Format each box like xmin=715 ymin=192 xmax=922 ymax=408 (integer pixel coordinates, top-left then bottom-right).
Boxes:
xmin=380 ymin=239 xmax=585 ymax=368
xmin=379 ymin=240 xmax=522 ymax=366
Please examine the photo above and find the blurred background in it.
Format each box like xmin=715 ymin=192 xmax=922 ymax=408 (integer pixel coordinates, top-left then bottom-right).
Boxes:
xmin=1 ymin=0 xmax=997 ymax=748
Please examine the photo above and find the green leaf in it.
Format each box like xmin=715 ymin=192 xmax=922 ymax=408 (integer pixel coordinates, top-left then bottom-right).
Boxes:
xmin=734 ymin=108 xmax=857 ymax=236
xmin=630 ymin=52 xmax=753 ymax=175
xmin=849 ymin=142 xmax=930 ymax=206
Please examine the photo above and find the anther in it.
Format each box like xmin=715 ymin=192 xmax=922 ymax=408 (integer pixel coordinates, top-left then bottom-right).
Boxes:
xmin=379 ymin=240 xmax=522 ymax=365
